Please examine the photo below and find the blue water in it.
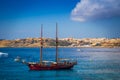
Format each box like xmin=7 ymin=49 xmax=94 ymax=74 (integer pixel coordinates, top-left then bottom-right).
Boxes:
xmin=0 ymin=48 xmax=120 ymax=80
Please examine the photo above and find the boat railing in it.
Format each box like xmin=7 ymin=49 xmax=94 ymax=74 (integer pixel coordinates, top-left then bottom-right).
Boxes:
xmin=58 ymin=58 xmax=77 ymax=65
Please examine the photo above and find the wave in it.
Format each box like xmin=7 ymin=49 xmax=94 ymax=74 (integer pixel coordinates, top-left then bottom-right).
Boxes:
xmin=0 ymin=52 xmax=8 ymax=57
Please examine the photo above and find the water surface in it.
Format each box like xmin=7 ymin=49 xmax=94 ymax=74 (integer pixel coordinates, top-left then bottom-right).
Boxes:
xmin=0 ymin=48 xmax=120 ymax=80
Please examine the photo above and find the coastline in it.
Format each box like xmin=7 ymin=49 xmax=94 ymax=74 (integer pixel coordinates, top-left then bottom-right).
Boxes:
xmin=0 ymin=46 xmax=120 ymax=48
xmin=0 ymin=38 xmax=120 ymax=48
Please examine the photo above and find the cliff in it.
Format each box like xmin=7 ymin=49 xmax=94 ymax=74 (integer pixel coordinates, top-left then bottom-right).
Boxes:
xmin=0 ymin=38 xmax=120 ymax=48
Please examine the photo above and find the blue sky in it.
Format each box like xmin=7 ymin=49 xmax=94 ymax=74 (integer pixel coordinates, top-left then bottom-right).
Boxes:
xmin=0 ymin=0 xmax=120 ymax=39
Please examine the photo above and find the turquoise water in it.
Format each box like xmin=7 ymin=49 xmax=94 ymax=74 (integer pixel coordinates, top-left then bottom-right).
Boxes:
xmin=0 ymin=48 xmax=120 ymax=80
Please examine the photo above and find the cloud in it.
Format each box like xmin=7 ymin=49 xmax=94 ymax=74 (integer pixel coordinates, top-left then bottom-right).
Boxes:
xmin=71 ymin=0 xmax=120 ymax=22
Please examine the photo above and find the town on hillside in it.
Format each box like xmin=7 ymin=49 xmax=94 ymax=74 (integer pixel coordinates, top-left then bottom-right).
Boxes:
xmin=0 ymin=38 xmax=120 ymax=48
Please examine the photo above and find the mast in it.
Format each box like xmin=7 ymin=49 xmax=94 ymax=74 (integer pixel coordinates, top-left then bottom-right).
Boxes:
xmin=56 ymin=23 xmax=58 ymax=63
xmin=40 ymin=24 xmax=43 ymax=64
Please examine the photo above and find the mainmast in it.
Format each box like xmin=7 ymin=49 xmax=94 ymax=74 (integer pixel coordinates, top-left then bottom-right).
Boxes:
xmin=40 ymin=24 xmax=43 ymax=64
xmin=56 ymin=23 xmax=58 ymax=63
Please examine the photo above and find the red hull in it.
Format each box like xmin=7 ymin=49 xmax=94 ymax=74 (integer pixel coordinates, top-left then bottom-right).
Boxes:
xmin=28 ymin=63 xmax=74 ymax=70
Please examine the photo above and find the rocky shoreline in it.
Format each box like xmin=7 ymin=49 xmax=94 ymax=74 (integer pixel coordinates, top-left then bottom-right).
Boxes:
xmin=0 ymin=38 xmax=120 ymax=48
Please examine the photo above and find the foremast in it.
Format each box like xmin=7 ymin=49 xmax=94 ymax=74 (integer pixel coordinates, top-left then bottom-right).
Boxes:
xmin=40 ymin=24 xmax=43 ymax=64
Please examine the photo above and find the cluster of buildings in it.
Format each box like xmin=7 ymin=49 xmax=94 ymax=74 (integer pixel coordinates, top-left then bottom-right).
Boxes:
xmin=0 ymin=38 xmax=120 ymax=48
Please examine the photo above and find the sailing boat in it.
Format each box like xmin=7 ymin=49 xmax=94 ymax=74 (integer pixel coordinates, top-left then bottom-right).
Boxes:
xmin=15 ymin=23 xmax=77 ymax=70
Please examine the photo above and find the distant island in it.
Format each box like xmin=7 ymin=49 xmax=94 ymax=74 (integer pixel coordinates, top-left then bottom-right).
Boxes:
xmin=0 ymin=38 xmax=120 ymax=48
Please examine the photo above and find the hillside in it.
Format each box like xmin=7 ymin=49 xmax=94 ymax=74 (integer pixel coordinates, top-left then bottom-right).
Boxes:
xmin=0 ymin=38 xmax=120 ymax=48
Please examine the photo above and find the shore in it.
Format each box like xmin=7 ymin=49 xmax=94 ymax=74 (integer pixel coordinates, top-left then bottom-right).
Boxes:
xmin=0 ymin=38 xmax=120 ymax=48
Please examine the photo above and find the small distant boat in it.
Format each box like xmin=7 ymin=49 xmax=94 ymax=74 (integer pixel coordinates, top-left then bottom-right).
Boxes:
xmin=77 ymin=49 xmax=81 ymax=52
xmin=15 ymin=23 xmax=77 ymax=70
xmin=0 ymin=52 xmax=8 ymax=57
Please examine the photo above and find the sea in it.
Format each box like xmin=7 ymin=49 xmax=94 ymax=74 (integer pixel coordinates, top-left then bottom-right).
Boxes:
xmin=0 ymin=48 xmax=120 ymax=80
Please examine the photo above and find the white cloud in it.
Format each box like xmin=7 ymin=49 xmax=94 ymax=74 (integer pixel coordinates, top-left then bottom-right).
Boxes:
xmin=71 ymin=0 xmax=120 ymax=22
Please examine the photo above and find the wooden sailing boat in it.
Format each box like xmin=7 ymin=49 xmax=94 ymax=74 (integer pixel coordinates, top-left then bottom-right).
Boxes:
xmin=15 ymin=23 xmax=77 ymax=70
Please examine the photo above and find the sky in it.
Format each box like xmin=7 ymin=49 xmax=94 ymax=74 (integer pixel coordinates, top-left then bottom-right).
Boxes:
xmin=0 ymin=0 xmax=120 ymax=39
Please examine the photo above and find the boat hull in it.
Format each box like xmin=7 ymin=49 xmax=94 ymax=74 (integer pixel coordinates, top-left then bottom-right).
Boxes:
xmin=28 ymin=63 xmax=74 ymax=70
